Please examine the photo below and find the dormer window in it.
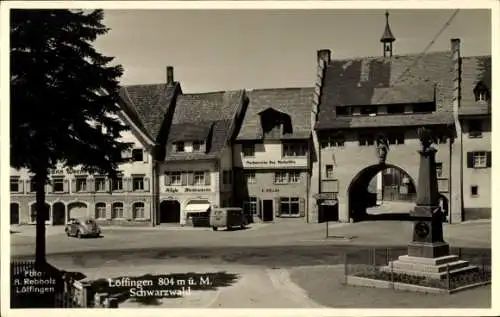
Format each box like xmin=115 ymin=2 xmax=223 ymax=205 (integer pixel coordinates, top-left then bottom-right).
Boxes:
xmin=193 ymin=141 xmax=205 ymax=152
xmin=175 ymin=142 xmax=185 ymax=152
xmin=474 ymin=82 xmax=489 ymax=102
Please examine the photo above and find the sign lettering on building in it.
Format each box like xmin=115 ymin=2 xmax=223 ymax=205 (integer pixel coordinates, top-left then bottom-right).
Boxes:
xmin=49 ymin=167 xmax=87 ymax=175
xmin=245 ymin=159 xmax=297 ymax=166
xmin=165 ymin=187 xmax=211 ymax=193
xmin=262 ymin=188 xmax=279 ymax=193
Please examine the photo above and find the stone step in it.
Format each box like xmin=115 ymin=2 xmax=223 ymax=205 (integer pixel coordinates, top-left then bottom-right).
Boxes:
xmin=397 ymin=254 xmax=459 ymax=266
xmin=389 ymin=259 xmax=470 ymax=274
xmin=380 ymin=264 xmax=479 ymax=280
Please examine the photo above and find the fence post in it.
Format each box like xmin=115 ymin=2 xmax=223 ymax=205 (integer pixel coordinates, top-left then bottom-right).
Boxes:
xmin=344 ymin=252 xmax=348 ymax=285
xmin=390 ymin=260 xmax=394 ymax=290
xmin=446 ymin=264 xmax=451 ymax=290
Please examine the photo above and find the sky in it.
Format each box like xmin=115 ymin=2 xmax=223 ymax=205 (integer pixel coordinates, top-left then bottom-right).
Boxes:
xmin=93 ymin=9 xmax=491 ymax=93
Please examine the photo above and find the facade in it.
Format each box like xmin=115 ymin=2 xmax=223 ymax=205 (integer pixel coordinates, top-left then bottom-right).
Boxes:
xmin=309 ymin=13 xmax=492 ymax=224
xmin=157 ymin=87 xmax=248 ymax=226
xmin=233 ymin=88 xmax=313 ymax=222
xmin=10 ymin=109 xmax=156 ymax=226
xmin=10 ymin=14 xmax=491 ymax=227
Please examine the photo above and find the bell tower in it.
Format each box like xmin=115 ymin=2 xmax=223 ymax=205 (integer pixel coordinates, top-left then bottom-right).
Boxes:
xmin=380 ymin=10 xmax=396 ymax=57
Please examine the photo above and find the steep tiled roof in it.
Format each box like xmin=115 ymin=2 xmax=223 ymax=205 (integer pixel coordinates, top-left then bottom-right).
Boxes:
xmin=316 ymin=51 xmax=454 ymax=130
xmin=165 ymin=90 xmax=245 ymax=161
xmin=119 ymin=83 xmax=179 ymax=140
xmin=323 ymin=112 xmax=454 ymax=129
xmin=237 ymin=88 xmax=314 ymax=140
xmin=168 ymin=122 xmax=213 ymax=142
xmin=459 ymin=55 xmax=491 ymax=116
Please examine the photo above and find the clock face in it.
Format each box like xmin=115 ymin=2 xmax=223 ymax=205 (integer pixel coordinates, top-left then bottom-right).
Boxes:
xmin=415 ymin=221 xmax=430 ymax=238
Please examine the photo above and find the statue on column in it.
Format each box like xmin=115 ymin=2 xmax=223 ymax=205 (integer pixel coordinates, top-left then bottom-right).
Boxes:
xmin=375 ymin=134 xmax=390 ymax=164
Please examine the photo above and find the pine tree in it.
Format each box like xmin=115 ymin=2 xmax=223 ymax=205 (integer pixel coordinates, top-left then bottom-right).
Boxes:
xmin=10 ymin=9 xmax=131 ymax=265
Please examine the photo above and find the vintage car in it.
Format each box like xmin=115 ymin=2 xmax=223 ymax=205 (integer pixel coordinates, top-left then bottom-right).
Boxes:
xmin=209 ymin=207 xmax=248 ymax=231
xmin=65 ymin=217 xmax=101 ymax=238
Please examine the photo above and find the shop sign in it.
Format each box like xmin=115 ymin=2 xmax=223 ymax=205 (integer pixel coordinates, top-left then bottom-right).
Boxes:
xmin=261 ymin=188 xmax=279 ymax=193
xmin=49 ymin=167 xmax=87 ymax=175
xmin=243 ymin=158 xmax=307 ymax=168
xmin=165 ymin=187 xmax=212 ymax=193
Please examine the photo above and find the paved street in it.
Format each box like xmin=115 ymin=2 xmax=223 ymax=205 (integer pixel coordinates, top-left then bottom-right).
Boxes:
xmin=10 ymin=220 xmax=491 ymax=308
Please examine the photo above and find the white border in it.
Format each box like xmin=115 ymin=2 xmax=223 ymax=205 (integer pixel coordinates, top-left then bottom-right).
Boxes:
xmin=1 ymin=1 xmax=498 ymax=317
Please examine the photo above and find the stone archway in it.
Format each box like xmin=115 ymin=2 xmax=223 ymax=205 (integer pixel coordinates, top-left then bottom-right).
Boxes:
xmin=52 ymin=202 xmax=66 ymax=225
xmin=67 ymin=202 xmax=88 ymax=220
xmin=159 ymin=200 xmax=181 ymax=224
xmin=348 ymin=163 xmax=417 ymax=222
xmin=30 ymin=203 xmax=51 ymax=223
xmin=10 ymin=203 xmax=20 ymax=225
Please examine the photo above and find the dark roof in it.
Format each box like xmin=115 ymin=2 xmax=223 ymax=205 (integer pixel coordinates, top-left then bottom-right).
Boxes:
xmin=237 ymin=88 xmax=314 ymax=140
xmin=165 ymin=120 xmax=232 ymax=161
xmin=165 ymin=90 xmax=245 ymax=161
xmin=168 ymin=122 xmax=213 ymax=143
xmin=459 ymin=55 xmax=491 ymax=116
xmin=119 ymin=83 xmax=179 ymax=140
xmin=316 ymin=51 xmax=454 ymax=130
xmin=320 ymin=112 xmax=454 ymax=129
xmin=380 ymin=13 xmax=395 ymax=42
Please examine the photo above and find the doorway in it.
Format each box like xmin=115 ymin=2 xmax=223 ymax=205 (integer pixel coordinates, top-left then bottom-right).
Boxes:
xmin=262 ymin=200 xmax=274 ymax=222
xmin=159 ymin=200 xmax=181 ymax=224
xmin=10 ymin=203 xmax=19 ymax=225
xmin=52 ymin=202 xmax=66 ymax=225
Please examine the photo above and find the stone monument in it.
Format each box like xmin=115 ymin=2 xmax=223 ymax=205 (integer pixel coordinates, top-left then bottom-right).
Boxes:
xmin=381 ymin=127 xmax=478 ymax=279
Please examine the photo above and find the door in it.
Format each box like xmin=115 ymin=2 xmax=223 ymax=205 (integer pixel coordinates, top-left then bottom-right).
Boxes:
xmin=262 ymin=200 xmax=274 ymax=222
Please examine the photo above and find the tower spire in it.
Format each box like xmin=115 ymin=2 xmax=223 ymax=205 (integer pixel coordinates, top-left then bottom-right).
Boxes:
xmin=380 ymin=10 xmax=396 ymax=57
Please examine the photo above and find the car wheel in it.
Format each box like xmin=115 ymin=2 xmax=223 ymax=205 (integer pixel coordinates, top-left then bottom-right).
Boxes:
xmin=212 ymin=227 xmax=218 ymax=231
xmin=76 ymin=230 xmax=82 ymax=239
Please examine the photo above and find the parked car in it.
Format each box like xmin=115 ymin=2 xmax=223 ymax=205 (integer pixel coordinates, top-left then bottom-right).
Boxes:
xmin=209 ymin=207 xmax=248 ymax=231
xmin=65 ymin=218 xmax=101 ymax=238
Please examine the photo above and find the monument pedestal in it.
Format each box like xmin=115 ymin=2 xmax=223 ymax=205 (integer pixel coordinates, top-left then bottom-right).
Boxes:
xmin=381 ymin=254 xmax=478 ymax=280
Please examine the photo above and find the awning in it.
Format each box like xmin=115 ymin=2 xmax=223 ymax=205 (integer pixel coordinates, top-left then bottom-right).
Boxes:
xmin=321 ymin=200 xmax=338 ymax=206
xmin=184 ymin=203 xmax=210 ymax=213
xmin=313 ymin=193 xmax=337 ymax=200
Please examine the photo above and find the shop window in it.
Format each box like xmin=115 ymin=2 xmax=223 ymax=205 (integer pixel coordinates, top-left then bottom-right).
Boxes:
xmin=95 ymin=202 xmax=106 ymax=219
xmin=280 ymin=197 xmax=300 ymax=216
xmin=111 ymin=202 xmax=124 ymax=219
xmin=133 ymin=202 xmax=145 ymax=219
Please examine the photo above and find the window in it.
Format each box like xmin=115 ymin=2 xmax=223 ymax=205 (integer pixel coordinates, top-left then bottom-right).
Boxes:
xmin=193 ymin=141 xmax=204 ymax=152
xmin=95 ymin=203 xmax=106 ymax=219
xmin=289 ymin=171 xmax=300 ymax=183
xmin=325 ymin=165 xmax=334 ymax=179
xmin=175 ymin=142 xmax=185 ymax=152
xmin=360 ymin=106 xmax=377 ymax=116
xmin=474 ymin=82 xmax=489 ymax=102
xmin=435 ymin=162 xmax=443 ymax=178
xmin=412 ymin=103 xmax=435 ymax=113
xmin=388 ymin=133 xmax=405 ymax=145
xmin=52 ymin=178 xmax=64 ymax=192
xmin=470 ymin=185 xmax=479 ymax=197
xmin=274 ymin=171 xmax=288 ymax=184
xmin=387 ymin=104 xmax=405 ymax=114
xmin=133 ymin=202 xmax=145 ymax=219
xmin=112 ymin=177 xmax=123 ymax=191
xmin=245 ymin=171 xmax=256 ymax=184
xmin=280 ymin=197 xmax=300 ymax=216
xmin=30 ymin=179 xmax=36 ymax=192
xmin=470 ymin=151 xmax=488 ymax=168
xmin=336 ymin=107 xmax=352 ymax=116
xmin=10 ymin=178 xmax=19 ymax=192
xmin=95 ymin=177 xmax=106 ymax=192
xmin=242 ymin=143 xmax=255 ymax=157
xmin=194 ymin=171 xmax=205 ymax=185
xmin=283 ymin=143 xmax=307 ymax=157
xmin=223 ymin=170 xmax=232 ymax=185
xmin=359 ymin=134 xmax=374 ymax=146
xmin=133 ymin=176 xmax=144 ymax=191
xmin=75 ymin=177 xmax=87 ymax=192
xmin=132 ymin=149 xmax=143 ymax=162
xmin=469 ymin=120 xmax=483 ymax=138
xmin=170 ymin=172 xmax=182 ymax=185
xmin=477 ymin=91 xmax=488 ymax=102
xmin=111 ymin=202 xmax=124 ymax=219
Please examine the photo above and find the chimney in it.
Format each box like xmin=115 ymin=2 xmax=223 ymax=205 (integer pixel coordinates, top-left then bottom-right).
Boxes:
xmin=317 ymin=49 xmax=331 ymax=64
xmin=166 ymin=66 xmax=174 ymax=86
xmin=451 ymin=39 xmax=461 ymax=107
